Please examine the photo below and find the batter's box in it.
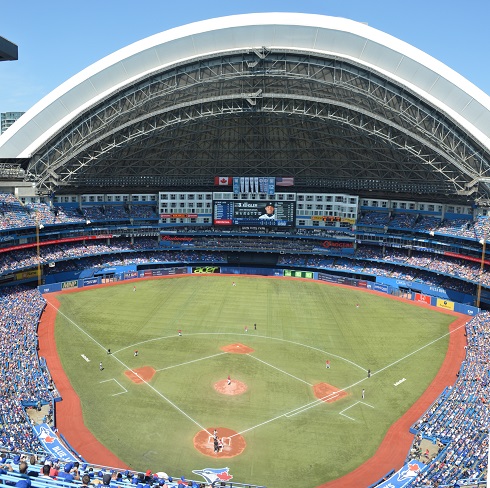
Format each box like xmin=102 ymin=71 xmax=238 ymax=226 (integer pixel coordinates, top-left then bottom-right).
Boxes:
xmin=208 ymin=436 xmax=231 ymax=446
xmin=100 ymin=378 xmax=128 ymax=396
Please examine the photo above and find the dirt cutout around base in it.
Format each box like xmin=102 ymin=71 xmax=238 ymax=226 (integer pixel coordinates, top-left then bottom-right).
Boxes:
xmin=221 ymin=343 xmax=254 ymax=354
xmin=194 ymin=427 xmax=246 ymax=458
xmin=124 ymin=366 xmax=156 ymax=384
xmin=214 ymin=379 xmax=247 ymax=395
xmin=314 ymin=382 xmax=348 ymax=403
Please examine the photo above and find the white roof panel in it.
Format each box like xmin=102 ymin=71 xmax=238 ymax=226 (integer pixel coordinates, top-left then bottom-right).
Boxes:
xmin=0 ymin=12 xmax=489 ymax=158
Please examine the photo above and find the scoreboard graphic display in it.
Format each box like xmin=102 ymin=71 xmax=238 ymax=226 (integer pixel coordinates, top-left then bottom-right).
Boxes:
xmin=283 ymin=269 xmax=314 ymax=279
xmin=213 ymin=200 xmax=295 ymax=226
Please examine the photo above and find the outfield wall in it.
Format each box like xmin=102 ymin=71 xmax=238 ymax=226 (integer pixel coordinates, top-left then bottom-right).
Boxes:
xmin=38 ymin=265 xmax=479 ymax=316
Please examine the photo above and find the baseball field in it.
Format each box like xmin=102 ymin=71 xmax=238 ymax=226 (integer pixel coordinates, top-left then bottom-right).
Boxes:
xmin=48 ymin=275 xmax=460 ymax=487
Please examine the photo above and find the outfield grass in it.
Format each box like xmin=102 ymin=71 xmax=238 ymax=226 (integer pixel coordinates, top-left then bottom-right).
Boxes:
xmin=54 ymin=276 xmax=455 ymax=487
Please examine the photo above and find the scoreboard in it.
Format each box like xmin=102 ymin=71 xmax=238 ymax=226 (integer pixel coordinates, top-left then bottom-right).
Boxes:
xmin=213 ymin=200 xmax=295 ymax=226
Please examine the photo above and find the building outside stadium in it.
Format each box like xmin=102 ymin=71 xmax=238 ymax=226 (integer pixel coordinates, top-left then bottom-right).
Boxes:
xmin=0 ymin=13 xmax=488 ymax=488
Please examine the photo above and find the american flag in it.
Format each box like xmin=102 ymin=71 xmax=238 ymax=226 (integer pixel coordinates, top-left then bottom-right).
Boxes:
xmin=276 ymin=177 xmax=294 ymax=187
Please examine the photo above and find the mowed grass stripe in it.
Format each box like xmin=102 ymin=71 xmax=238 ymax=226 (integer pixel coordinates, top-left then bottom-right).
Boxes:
xmin=54 ymin=276 xmax=454 ymax=487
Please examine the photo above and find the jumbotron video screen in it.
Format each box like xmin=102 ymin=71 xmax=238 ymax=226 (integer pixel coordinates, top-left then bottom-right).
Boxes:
xmin=213 ymin=200 xmax=295 ymax=226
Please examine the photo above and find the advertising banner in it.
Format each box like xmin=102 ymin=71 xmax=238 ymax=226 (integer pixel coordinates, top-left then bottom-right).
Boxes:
xmin=375 ymin=460 xmax=425 ymax=487
xmin=38 ymin=283 xmax=62 ymax=293
xmin=61 ymin=280 xmax=78 ymax=290
xmin=83 ymin=278 xmax=99 ymax=287
xmin=0 ymin=235 xmax=111 ymax=254
xmin=318 ymin=273 xmax=340 ymax=284
xmin=414 ymin=293 xmax=431 ymax=305
xmin=16 ymin=269 xmax=38 ymax=280
xmin=192 ymin=266 xmax=220 ymax=274
xmin=33 ymin=424 xmax=79 ymax=462
xmin=372 ymin=283 xmax=389 ymax=293
xmin=376 ymin=277 xmax=472 ymax=304
xmin=124 ymin=271 xmax=138 ymax=279
xmin=454 ymin=303 xmax=478 ymax=315
xmin=436 ymin=298 xmax=455 ymax=311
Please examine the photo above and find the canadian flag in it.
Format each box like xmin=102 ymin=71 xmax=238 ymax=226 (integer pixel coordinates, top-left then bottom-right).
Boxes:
xmin=214 ymin=176 xmax=232 ymax=186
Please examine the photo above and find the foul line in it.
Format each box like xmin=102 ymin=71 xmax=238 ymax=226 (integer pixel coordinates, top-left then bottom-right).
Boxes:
xmin=50 ymin=300 xmax=467 ymax=442
xmin=48 ymin=301 xmax=209 ymax=433
xmin=373 ymin=322 xmax=467 ymax=377
xmin=285 ymin=390 xmax=342 ymax=418
xmin=231 ymin=324 xmax=465 ymax=437
xmin=231 ymin=375 xmax=368 ymax=437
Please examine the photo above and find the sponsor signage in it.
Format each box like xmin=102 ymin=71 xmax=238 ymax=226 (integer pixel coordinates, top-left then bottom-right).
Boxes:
xmin=311 ymin=216 xmax=356 ymax=224
xmin=61 ymin=280 xmax=78 ymax=289
xmin=145 ymin=267 xmax=188 ymax=277
xmin=318 ymin=273 xmax=340 ymax=284
xmin=0 ymin=235 xmax=110 ymax=254
xmin=436 ymin=298 xmax=455 ymax=310
xmin=83 ymin=278 xmax=99 ymax=287
xmin=15 ymin=269 xmax=38 ymax=280
xmin=160 ymin=214 xmax=199 ymax=219
xmin=372 ymin=283 xmax=389 ymax=293
xmin=192 ymin=266 xmax=220 ymax=274
xmin=213 ymin=219 xmax=233 ymax=225
xmin=445 ymin=251 xmax=490 ymax=266
xmin=415 ymin=293 xmax=431 ymax=304
xmin=321 ymin=240 xmax=354 ymax=249
xmin=161 ymin=235 xmax=194 ymax=242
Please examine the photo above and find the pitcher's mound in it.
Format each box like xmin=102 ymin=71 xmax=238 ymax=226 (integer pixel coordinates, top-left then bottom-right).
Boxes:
xmin=221 ymin=343 xmax=254 ymax=354
xmin=194 ymin=427 xmax=246 ymax=458
xmin=124 ymin=366 xmax=155 ymax=384
xmin=314 ymin=382 xmax=348 ymax=403
xmin=214 ymin=379 xmax=247 ymax=395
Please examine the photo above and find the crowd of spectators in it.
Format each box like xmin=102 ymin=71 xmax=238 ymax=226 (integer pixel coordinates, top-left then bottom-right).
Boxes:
xmin=388 ymin=212 xmax=419 ymax=230
xmin=0 ymin=194 xmax=35 ymax=229
xmin=0 ymin=452 xmax=221 ymax=487
xmin=0 ymin=286 xmax=57 ymax=454
xmin=1 ymin=192 xmax=490 ymax=244
xmin=0 ymin=230 xmax=488 ymax=486
xmin=357 ymin=211 xmax=390 ymax=227
xmin=357 ymin=210 xmax=490 ymax=242
xmin=0 ymin=236 xmax=486 ymax=297
xmin=413 ymin=216 xmax=442 ymax=233
xmin=278 ymin=251 xmax=478 ymax=295
xmin=0 ymin=194 xmax=160 ymax=230
xmin=407 ymin=312 xmax=489 ymax=486
xmin=435 ymin=219 xmax=475 ymax=240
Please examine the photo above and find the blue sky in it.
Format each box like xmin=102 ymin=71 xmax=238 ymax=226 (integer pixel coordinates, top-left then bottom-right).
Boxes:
xmin=1 ymin=0 xmax=489 ymax=114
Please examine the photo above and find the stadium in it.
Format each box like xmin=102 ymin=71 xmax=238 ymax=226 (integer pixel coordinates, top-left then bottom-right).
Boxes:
xmin=0 ymin=12 xmax=488 ymax=488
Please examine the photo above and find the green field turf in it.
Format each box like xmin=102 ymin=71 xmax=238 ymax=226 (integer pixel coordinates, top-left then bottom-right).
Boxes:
xmin=53 ymin=276 xmax=456 ymax=487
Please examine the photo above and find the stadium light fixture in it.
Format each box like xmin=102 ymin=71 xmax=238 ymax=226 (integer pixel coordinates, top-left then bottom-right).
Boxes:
xmin=476 ymin=237 xmax=487 ymax=308
xmin=35 ymin=213 xmax=43 ymax=286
